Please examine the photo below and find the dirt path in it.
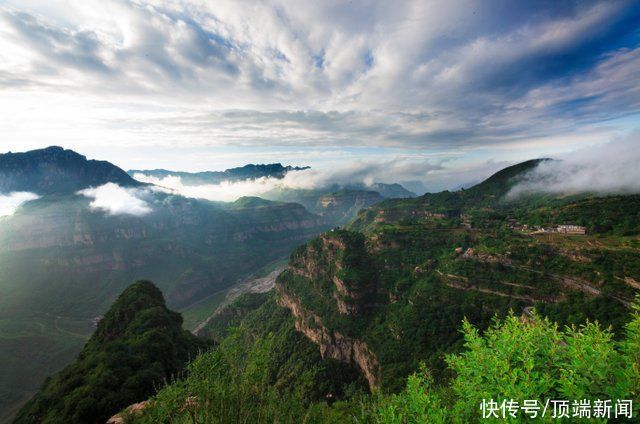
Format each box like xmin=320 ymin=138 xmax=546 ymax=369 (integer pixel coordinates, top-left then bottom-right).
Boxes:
xmin=192 ymin=265 xmax=286 ymax=335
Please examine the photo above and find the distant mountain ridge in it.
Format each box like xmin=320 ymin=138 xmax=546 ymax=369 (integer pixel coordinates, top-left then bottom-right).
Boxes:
xmin=129 ymin=166 xmax=416 ymax=199
xmin=0 ymin=146 xmax=140 ymax=194
xmin=128 ymin=163 xmax=310 ymax=185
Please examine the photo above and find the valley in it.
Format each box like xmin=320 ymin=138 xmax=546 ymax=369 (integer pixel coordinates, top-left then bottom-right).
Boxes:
xmin=0 ymin=147 xmax=411 ymax=421
xmin=3 ymin=150 xmax=640 ymax=423
xmin=119 ymin=160 xmax=640 ymax=422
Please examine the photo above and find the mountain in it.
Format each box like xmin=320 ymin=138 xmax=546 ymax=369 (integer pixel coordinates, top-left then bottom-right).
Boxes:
xmin=128 ymin=165 xmax=414 ymax=228
xmin=264 ymin=188 xmax=385 ymax=226
xmin=357 ymin=183 xmax=414 ymax=198
xmin=0 ymin=146 xmax=140 ymax=194
xmin=0 ymin=191 xmax=327 ymax=420
xmin=14 ymin=281 xmax=207 ymax=424
xmin=128 ymin=163 xmax=310 ymax=185
xmin=117 ymin=159 xmax=640 ymax=421
xmin=0 ymin=148 xmax=330 ymax=420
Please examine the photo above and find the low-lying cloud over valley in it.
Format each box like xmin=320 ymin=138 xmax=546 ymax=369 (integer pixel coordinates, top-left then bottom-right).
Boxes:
xmin=0 ymin=191 xmax=39 ymax=217
xmin=78 ymin=183 xmax=152 ymax=216
xmin=134 ymin=157 xmax=447 ymax=201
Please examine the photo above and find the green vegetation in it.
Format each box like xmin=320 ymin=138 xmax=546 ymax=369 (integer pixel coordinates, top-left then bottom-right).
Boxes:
xmin=7 ymin=157 xmax=640 ymax=423
xmin=196 ymin=292 xmax=270 ymax=342
xmin=124 ymin=159 xmax=640 ymax=423
xmin=373 ymin=304 xmax=640 ymax=422
xmin=14 ymin=281 xmax=208 ymax=424
xmin=179 ymin=289 xmax=229 ymax=331
xmin=0 ymin=189 xmax=326 ymax=417
xmin=132 ymin=293 xmax=365 ymax=424
xmin=128 ymin=299 xmax=640 ymax=423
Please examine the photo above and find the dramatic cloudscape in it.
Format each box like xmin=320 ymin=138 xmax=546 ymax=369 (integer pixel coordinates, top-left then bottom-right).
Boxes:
xmin=1 ymin=0 xmax=639 ymax=190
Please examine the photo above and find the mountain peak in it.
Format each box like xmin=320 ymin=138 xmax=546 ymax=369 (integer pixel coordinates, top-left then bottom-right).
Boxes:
xmin=93 ymin=280 xmax=166 ymax=342
xmin=465 ymin=158 xmax=553 ymax=198
xmin=15 ymin=280 xmax=207 ymax=424
xmin=0 ymin=146 xmax=140 ymax=194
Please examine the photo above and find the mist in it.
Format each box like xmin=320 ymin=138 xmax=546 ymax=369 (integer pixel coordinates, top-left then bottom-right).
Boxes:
xmin=0 ymin=192 xmax=40 ymax=217
xmin=78 ymin=183 xmax=152 ymax=216
xmin=508 ymin=132 xmax=640 ymax=197
xmin=133 ymin=158 xmax=444 ymax=202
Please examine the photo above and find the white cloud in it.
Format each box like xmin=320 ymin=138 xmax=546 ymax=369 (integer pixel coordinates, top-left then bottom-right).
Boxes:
xmin=508 ymin=131 xmax=640 ymax=197
xmin=134 ymin=157 xmax=445 ymax=201
xmin=78 ymin=183 xmax=152 ymax=216
xmin=0 ymin=0 xmax=638 ymax=161
xmin=135 ymin=173 xmax=282 ymax=202
xmin=0 ymin=191 xmax=39 ymax=217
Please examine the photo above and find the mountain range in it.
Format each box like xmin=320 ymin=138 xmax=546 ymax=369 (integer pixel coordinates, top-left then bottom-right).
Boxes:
xmin=115 ymin=158 xmax=637 ymax=422
xmin=128 ymin=163 xmax=310 ymax=185
xmin=4 ymin=149 xmax=640 ymax=422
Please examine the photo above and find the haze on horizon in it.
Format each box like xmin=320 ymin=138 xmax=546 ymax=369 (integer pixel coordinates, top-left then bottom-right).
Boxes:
xmin=1 ymin=0 xmax=640 ymax=191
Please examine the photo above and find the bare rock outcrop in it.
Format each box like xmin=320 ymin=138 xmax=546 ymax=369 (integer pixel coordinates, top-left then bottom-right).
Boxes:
xmin=276 ymin=288 xmax=381 ymax=391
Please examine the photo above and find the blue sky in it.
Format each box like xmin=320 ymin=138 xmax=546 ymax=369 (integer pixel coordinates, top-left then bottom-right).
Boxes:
xmin=0 ymin=0 xmax=639 ymax=191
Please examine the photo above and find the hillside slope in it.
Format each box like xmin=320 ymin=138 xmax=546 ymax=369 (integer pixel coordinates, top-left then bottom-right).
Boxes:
xmin=14 ymin=281 xmax=207 ymax=424
xmin=126 ymin=159 xmax=640 ymax=422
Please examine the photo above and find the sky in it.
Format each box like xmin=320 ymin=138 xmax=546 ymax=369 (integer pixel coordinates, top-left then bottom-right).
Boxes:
xmin=1 ymin=0 xmax=640 ymax=192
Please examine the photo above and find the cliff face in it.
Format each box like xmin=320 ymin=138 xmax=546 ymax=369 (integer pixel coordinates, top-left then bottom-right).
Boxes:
xmin=277 ymin=287 xmax=381 ymax=390
xmin=0 ymin=172 xmax=329 ymax=420
xmin=288 ymin=232 xmax=381 ymax=316
xmin=0 ymin=193 xmax=327 ymax=319
xmin=276 ymin=230 xmax=383 ymax=390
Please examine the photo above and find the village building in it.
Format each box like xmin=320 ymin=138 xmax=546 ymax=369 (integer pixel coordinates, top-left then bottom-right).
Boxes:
xmin=557 ymin=224 xmax=586 ymax=235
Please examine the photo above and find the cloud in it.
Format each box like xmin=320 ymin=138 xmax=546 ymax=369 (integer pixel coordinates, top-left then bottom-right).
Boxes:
xmin=78 ymin=183 xmax=152 ymax=216
xmin=134 ymin=157 xmax=445 ymax=201
xmin=0 ymin=191 xmax=39 ymax=217
xmin=508 ymin=131 xmax=640 ymax=197
xmin=134 ymin=173 xmax=282 ymax=202
xmin=0 ymin=0 xmax=639 ymax=157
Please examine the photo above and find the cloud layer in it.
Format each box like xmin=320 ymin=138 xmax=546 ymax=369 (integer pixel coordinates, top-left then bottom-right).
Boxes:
xmin=1 ymin=0 xmax=639 ymax=163
xmin=509 ymin=132 xmax=640 ymax=197
xmin=78 ymin=183 xmax=152 ymax=216
xmin=134 ymin=157 xmax=446 ymax=201
xmin=0 ymin=191 xmax=39 ymax=217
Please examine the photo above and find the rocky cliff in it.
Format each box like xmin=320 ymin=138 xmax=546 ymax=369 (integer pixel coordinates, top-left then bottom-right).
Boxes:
xmin=276 ymin=287 xmax=381 ymax=390
xmin=275 ymin=230 xmax=383 ymax=390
